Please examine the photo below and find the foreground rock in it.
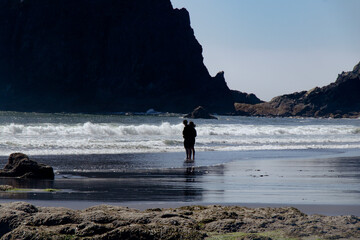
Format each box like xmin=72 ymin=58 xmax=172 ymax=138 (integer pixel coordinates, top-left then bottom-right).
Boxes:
xmin=184 ymin=106 xmax=218 ymax=119
xmin=235 ymin=61 xmax=360 ymax=118
xmin=0 ymin=185 xmax=13 ymax=191
xmin=0 ymin=153 xmax=54 ymax=180
xmin=0 ymin=202 xmax=359 ymax=239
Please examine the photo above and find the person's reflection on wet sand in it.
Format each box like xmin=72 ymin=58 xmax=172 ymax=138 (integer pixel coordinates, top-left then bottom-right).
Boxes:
xmin=185 ymin=166 xmax=195 ymax=182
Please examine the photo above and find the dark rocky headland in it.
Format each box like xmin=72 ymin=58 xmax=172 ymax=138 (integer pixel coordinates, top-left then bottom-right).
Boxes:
xmin=0 ymin=202 xmax=359 ymax=239
xmin=235 ymin=62 xmax=360 ymax=118
xmin=0 ymin=0 xmax=358 ymax=117
xmin=0 ymin=0 xmax=239 ymax=114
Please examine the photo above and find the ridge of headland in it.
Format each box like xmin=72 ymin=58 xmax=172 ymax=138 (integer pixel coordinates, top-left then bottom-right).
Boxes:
xmin=235 ymin=61 xmax=360 ymax=118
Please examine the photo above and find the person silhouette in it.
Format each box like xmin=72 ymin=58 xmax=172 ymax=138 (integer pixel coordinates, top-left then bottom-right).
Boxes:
xmin=188 ymin=121 xmax=197 ymax=161
xmin=182 ymin=120 xmax=191 ymax=160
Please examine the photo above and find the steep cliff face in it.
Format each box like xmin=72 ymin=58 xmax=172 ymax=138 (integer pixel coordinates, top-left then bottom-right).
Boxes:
xmin=0 ymin=0 xmax=234 ymax=113
xmin=235 ymin=62 xmax=360 ymax=118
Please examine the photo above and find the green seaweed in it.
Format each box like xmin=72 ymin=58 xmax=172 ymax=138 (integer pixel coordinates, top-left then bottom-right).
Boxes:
xmin=7 ymin=188 xmax=32 ymax=192
xmin=206 ymin=231 xmax=300 ymax=240
xmin=44 ymin=188 xmax=60 ymax=192
xmin=61 ymin=235 xmax=77 ymax=240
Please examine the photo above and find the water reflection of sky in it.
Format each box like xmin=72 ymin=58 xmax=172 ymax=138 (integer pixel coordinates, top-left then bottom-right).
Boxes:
xmin=1 ymin=149 xmax=360 ymax=206
xmin=201 ymin=154 xmax=360 ymax=205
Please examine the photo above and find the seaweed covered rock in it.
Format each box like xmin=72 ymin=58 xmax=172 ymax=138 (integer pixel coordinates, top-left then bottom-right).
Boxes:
xmin=0 ymin=153 xmax=54 ymax=179
xmin=0 ymin=203 xmax=359 ymax=239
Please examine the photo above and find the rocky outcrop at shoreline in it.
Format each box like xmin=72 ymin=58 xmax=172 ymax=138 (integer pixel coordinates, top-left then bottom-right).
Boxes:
xmin=0 ymin=153 xmax=54 ymax=179
xmin=0 ymin=202 xmax=359 ymax=239
xmin=235 ymin=62 xmax=360 ymax=118
xmin=184 ymin=106 xmax=218 ymax=119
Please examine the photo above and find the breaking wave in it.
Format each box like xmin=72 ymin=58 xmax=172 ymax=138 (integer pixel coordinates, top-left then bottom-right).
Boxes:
xmin=0 ymin=122 xmax=183 ymax=137
xmin=1 ymin=117 xmax=360 ymax=156
xmin=353 ymin=128 xmax=360 ymax=134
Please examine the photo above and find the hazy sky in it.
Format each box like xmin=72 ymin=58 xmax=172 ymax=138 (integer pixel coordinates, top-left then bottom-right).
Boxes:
xmin=171 ymin=0 xmax=360 ymax=101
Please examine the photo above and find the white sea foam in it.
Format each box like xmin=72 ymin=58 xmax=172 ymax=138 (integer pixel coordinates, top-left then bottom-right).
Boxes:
xmin=0 ymin=116 xmax=360 ymax=156
xmin=0 ymin=122 xmax=183 ymax=137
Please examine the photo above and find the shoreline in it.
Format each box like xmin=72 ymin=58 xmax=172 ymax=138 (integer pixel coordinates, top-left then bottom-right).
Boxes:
xmin=1 ymin=149 xmax=360 ymax=212
xmin=1 ymin=149 xmax=360 ymax=238
xmin=1 ymin=148 xmax=360 ymax=226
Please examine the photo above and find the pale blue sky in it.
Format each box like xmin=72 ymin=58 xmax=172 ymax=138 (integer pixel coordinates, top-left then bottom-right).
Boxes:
xmin=171 ymin=0 xmax=360 ymax=101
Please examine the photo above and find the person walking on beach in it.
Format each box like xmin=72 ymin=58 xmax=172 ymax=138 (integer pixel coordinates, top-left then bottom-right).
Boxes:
xmin=183 ymin=120 xmax=197 ymax=161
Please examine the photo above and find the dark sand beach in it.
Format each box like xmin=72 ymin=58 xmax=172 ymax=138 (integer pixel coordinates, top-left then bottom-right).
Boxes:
xmin=1 ymin=149 xmax=360 ymax=238
xmin=1 ymin=149 xmax=360 ymax=215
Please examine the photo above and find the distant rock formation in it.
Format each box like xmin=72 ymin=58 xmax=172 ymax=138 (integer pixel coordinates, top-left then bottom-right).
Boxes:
xmin=0 ymin=153 xmax=54 ymax=179
xmin=184 ymin=106 xmax=217 ymax=119
xmin=0 ymin=0 xmax=235 ymax=114
xmin=231 ymin=90 xmax=263 ymax=105
xmin=235 ymin=62 xmax=360 ymax=118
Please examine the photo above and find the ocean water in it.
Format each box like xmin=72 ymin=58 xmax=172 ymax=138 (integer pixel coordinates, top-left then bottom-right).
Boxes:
xmin=1 ymin=111 xmax=360 ymax=209
xmin=0 ymin=111 xmax=360 ymax=156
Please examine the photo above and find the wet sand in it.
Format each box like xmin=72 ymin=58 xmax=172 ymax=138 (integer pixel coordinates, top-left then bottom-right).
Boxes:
xmin=1 ymin=149 xmax=360 ymax=216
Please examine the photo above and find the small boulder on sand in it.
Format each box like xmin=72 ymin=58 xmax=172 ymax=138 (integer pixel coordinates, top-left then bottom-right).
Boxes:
xmin=0 ymin=153 xmax=54 ymax=179
xmin=184 ymin=106 xmax=217 ymax=119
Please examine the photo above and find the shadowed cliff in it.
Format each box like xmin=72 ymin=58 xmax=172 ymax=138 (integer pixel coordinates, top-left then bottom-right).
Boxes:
xmin=0 ymin=0 xmax=235 ymax=113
